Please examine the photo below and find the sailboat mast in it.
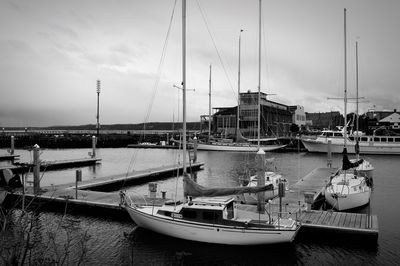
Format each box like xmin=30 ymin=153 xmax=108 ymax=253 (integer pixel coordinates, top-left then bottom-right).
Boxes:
xmin=182 ymin=0 xmax=187 ymax=174
xmin=355 ymin=41 xmax=360 ymax=159
xmin=237 ymin=30 xmax=243 ymax=142
xmin=343 ymin=8 xmax=348 ymax=148
xmin=257 ymin=0 xmax=262 ymax=148
xmin=209 ymin=64 xmax=212 ymax=141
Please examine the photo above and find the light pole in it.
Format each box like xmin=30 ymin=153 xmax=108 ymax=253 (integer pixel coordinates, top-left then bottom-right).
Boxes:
xmin=96 ymin=80 xmax=100 ymax=140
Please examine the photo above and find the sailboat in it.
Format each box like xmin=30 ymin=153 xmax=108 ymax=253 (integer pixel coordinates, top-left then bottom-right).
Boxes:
xmin=239 ymin=169 xmax=289 ymax=204
xmin=122 ymin=0 xmax=299 ymax=245
xmin=324 ymin=9 xmax=371 ymax=211
xmin=196 ymin=29 xmax=286 ymax=152
xmin=350 ymin=41 xmax=374 ymax=178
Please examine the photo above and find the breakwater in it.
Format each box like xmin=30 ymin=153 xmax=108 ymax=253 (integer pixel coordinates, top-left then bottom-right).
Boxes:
xmin=0 ymin=133 xmax=170 ymax=149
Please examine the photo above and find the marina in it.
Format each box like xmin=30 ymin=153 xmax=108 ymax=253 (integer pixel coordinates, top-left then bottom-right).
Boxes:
xmin=1 ymin=0 xmax=400 ymax=264
xmin=0 ymin=147 xmax=396 ymax=265
xmin=3 ymin=151 xmax=377 ymax=241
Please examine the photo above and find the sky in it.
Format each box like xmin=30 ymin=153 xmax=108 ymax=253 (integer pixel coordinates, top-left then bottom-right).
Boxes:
xmin=0 ymin=0 xmax=399 ymax=127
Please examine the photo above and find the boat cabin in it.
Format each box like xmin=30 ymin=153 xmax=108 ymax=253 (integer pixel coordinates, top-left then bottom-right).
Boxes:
xmin=157 ymin=197 xmax=235 ymax=223
xmin=319 ymin=130 xmax=344 ymax=138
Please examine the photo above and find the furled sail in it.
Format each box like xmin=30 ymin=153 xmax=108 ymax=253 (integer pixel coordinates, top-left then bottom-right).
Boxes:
xmin=342 ymin=148 xmax=363 ymax=170
xmin=183 ymin=174 xmax=273 ymax=197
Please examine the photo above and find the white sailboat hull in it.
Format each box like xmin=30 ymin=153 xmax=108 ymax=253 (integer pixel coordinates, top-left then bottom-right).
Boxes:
xmin=325 ymin=190 xmax=370 ymax=211
xmin=197 ymin=143 xmax=286 ymax=152
xmin=325 ymin=178 xmax=371 ymax=211
xmin=125 ymin=206 xmax=298 ymax=245
xmin=302 ymin=137 xmax=400 ymax=155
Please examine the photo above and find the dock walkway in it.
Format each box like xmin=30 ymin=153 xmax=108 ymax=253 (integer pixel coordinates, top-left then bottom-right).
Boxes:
xmin=0 ymin=157 xmax=101 ymax=174
xmin=0 ymin=154 xmax=20 ymax=162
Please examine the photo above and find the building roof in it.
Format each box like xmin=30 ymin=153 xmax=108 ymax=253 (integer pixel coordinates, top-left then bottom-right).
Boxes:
xmin=380 ymin=113 xmax=400 ymax=123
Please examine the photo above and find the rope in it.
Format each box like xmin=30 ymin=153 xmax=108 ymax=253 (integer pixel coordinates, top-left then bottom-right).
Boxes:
xmin=123 ymin=0 xmax=178 ymax=188
xmin=195 ymin=0 xmax=236 ymax=101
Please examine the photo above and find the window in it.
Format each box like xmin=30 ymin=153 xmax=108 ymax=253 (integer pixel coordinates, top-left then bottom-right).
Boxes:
xmin=361 ymin=137 xmax=368 ymax=142
xmin=182 ymin=210 xmax=197 ymax=219
xmin=203 ymin=211 xmax=218 ymax=221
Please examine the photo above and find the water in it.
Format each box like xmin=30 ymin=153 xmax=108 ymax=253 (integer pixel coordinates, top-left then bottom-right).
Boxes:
xmin=1 ymin=148 xmax=399 ymax=265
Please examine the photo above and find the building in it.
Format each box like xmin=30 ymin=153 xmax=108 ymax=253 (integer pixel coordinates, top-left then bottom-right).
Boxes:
xmin=289 ymin=105 xmax=306 ymax=127
xmin=205 ymin=91 xmax=297 ymax=138
xmin=305 ymin=111 xmax=343 ymax=130
xmin=366 ymin=109 xmax=400 ymax=134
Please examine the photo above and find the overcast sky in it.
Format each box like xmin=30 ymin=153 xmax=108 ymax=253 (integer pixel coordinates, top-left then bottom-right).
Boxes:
xmin=1 ymin=0 xmax=399 ymax=127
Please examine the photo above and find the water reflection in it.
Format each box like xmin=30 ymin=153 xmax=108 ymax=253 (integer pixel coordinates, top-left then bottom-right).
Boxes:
xmin=127 ymin=227 xmax=298 ymax=265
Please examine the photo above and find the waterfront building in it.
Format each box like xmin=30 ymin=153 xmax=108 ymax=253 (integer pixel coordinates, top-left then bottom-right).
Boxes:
xmin=305 ymin=111 xmax=343 ymax=131
xmin=366 ymin=109 xmax=400 ymax=134
xmin=206 ymin=91 xmax=297 ymax=138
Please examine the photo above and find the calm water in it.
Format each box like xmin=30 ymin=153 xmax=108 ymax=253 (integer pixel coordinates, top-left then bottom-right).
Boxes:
xmin=1 ymin=148 xmax=400 ymax=265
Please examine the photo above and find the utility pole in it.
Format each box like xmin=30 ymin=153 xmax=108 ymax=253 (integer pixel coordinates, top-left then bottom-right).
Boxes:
xmin=96 ymin=80 xmax=101 ymax=140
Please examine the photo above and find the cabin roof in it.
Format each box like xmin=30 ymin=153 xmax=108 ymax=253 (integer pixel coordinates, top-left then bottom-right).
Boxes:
xmin=187 ymin=197 xmax=234 ymax=210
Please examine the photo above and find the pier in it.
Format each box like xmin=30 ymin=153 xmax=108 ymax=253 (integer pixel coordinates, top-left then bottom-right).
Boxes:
xmin=0 ymin=154 xmax=20 ymax=162
xmin=0 ymin=157 xmax=101 ymax=174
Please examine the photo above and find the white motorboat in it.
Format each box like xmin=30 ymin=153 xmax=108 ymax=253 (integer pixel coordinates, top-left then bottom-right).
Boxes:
xmin=301 ymin=130 xmax=400 ymax=155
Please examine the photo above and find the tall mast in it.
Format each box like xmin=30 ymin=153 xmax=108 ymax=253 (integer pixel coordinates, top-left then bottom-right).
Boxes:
xmin=257 ymin=0 xmax=262 ymax=148
xmin=208 ymin=64 xmax=212 ymax=141
xmin=237 ymin=29 xmax=243 ymax=142
xmin=182 ymin=0 xmax=187 ymax=174
xmin=355 ymin=41 xmax=360 ymax=159
xmin=343 ymin=8 xmax=348 ymax=148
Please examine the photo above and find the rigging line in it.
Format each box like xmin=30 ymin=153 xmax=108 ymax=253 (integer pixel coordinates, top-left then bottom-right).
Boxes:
xmin=124 ymin=0 xmax=178 ymax=181
xmin=195 ymin=0 xmax=236 ymax=101
xmin=143 ymin=0 xmax=178 ymax=125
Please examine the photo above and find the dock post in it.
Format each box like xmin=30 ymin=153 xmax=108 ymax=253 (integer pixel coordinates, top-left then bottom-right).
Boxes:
xmin=327 ymin=140 xmax=332 ymax=168
xmin=33 ymin=144 xmax=41 ymax=195
xmin=10 ymin=136 xmax=15 ymax=155
xmin=193 ymin=137 xmax=198 ymax=163
xmin=278 ymin=182 xmax=285 ymax=218
xmin=149 ymin=183 xmax=157 ymax=198
xmin=91 ymin=136 xmax=96 ymax=158
xmin=304 ymin=192 xmax=314 ymax=211
xmin=256 ymin=149 xmax=265 ymax=213
xmin=75 ymin=169 xmax=82 ymax=199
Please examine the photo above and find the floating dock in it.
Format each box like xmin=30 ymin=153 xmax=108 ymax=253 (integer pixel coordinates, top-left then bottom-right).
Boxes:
xmin=0 ymin=157 xmax=101 ymax=174
xmin=5 ymin=164 xmax=378 ymax=242
xmin=0 ymin=154 xmax=20 ymax=162
xmin=5 ymin=162 xmax=204 ymax=216
xmin=127 ymin=144 xmax=181 ymax=149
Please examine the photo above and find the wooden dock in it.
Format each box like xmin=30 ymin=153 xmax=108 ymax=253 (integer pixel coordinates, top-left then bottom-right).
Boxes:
xmin=5 ymin=162 xmax=204 ymax=216
xmin=0 ymin=154 xmax=20 ymax=162
xmin=298 ymin=210 xmax=378 ymax=236
xmin=0 ymin=157 xmax=101 ymax=174
xmin=237 ymin=203 xmax=378 ymax=239
xmin=5 ymin=164 xmax=378 ymax=242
